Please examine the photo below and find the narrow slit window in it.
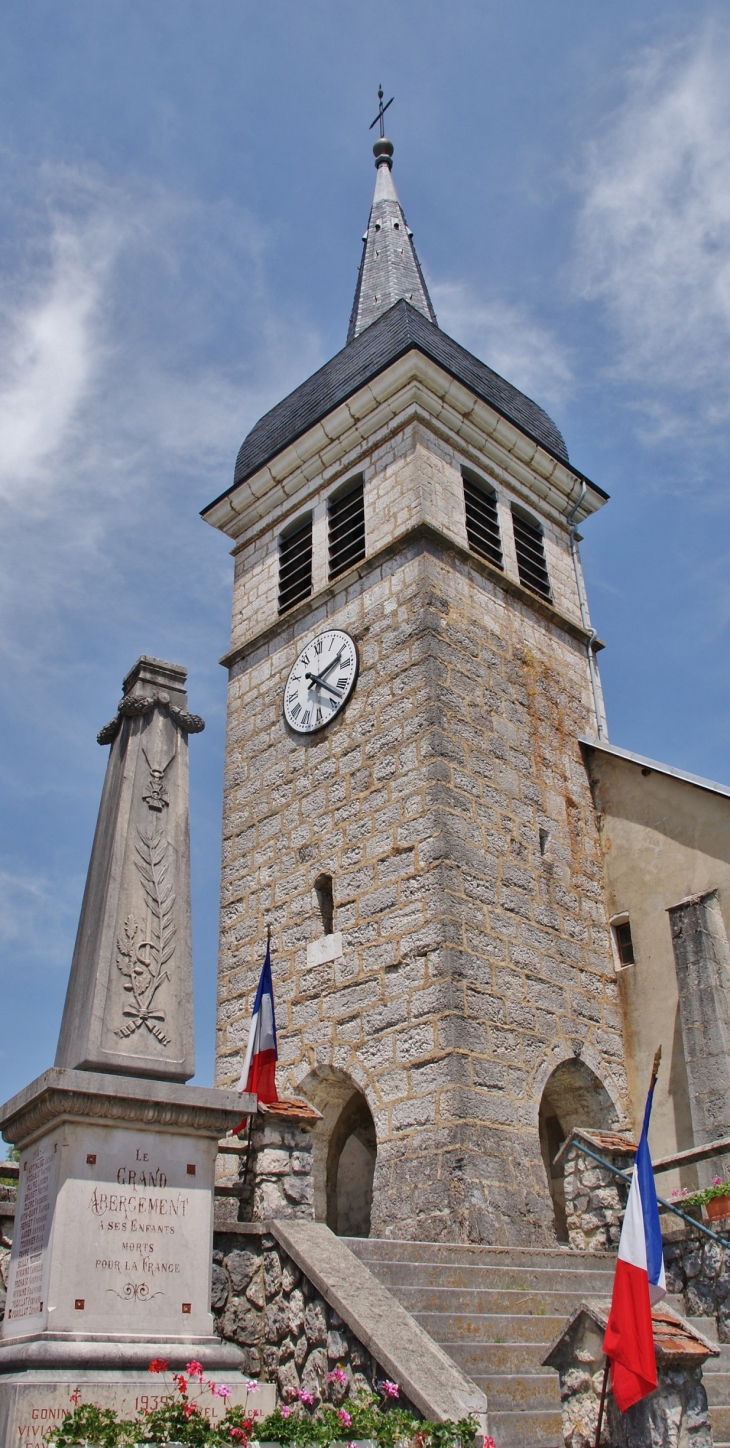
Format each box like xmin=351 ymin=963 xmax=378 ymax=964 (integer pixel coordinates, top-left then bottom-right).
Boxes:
xmin=329 ymin=478 xmax=365 ymax=580
xmin=278 ymin=515 xmax=312 ymax=615
xmin=614 ymin=920 xmax=635 ymax=967
xmin=463 ymin=470 xmax=503 ymax=569
xmin=314 ymin=873 xmax=334 ymax=936
xmin=512 ymin=506 xmax=551 ymax=600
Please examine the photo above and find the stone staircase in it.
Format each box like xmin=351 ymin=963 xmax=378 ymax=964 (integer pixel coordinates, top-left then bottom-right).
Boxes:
xmin=345 ymin=1237 xmax=730 ymax=1448
xmin=344 ymin=1236 xmax=615 ymax=1447
xmin=684 ymin=1316 xmax=730 ymax=1448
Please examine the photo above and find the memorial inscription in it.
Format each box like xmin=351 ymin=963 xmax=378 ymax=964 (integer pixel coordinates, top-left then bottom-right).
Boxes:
xmin=6 ymin=1142 xmax=58 ymax=1325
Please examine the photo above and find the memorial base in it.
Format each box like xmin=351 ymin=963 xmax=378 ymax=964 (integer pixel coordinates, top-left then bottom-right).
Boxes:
xmin=0 ymin=1370 xmax=276 ymax=1448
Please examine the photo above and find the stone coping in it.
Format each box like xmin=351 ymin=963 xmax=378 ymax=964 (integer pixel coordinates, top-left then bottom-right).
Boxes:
xmin=258 ymin=1098 xmax=322 ymax=1124
xmin=553 ymin=1126 xmax=636 ymax=1172
xmin=270 ymin=1220 xmax=487 ymax=1428
xmin=0 ymin=1067 xmax=256 ymax=1148
xmin=542 ymin=1299 xmax=720 ymax=1369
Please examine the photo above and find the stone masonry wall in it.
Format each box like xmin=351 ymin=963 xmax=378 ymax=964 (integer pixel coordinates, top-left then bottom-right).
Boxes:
xmin=216 ymin=494 xmax=626 ymax=1244
xmin=562 ymin=1136 xmax=632 ymax=1253
xmin=665 ymin=1231 xmax=730 ymax=1343
xmin=212 ymin=1226 xmax=417 ymax=1411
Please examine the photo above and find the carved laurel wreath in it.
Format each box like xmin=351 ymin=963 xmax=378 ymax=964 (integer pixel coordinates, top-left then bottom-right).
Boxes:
xmin=98 ymin=694 xmax=204 ymax=746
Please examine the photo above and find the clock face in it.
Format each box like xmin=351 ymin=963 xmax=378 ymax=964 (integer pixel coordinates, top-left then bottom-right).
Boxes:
xmin=283 ymin=629 xmax=358 ymax=734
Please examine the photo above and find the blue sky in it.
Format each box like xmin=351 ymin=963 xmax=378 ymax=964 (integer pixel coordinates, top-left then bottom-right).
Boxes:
xmin=2 ymin=1 xmax=729 ymax=1103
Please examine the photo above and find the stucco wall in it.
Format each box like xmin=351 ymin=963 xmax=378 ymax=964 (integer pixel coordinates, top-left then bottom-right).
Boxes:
xmin=584 ymin=745 xmax=730 ymax=1182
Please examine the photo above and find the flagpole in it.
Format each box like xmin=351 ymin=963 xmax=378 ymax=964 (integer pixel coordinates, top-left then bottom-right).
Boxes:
xmin=593 ymin=1357 xmax=610 ymax=1448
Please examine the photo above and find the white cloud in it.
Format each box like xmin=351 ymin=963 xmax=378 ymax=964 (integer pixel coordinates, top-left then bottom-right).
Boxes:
xmin=0 ymin=863 xmax=78 ymax=965
xmin=430 ymin=280 xmax=572 ymax=409
xmin=576 ymin=24 xmax=730 ymax=433
xmin=0 ymin=163 xmax=323 ymax=674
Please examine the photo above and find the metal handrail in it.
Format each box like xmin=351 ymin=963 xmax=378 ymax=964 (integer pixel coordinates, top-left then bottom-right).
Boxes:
xmin=573 ymin=1138 xmax=730 ymax=1250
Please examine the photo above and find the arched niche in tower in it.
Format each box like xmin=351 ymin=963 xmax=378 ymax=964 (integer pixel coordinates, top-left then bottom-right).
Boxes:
xmin=539 ymin=1057 xmax=618 ymax=1242
xmin=296 ymin=1067 xmax=376 ymax=1237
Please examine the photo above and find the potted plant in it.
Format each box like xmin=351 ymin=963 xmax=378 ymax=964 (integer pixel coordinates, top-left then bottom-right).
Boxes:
xmin=673 ymin=1177 xmax=730 ymax=1222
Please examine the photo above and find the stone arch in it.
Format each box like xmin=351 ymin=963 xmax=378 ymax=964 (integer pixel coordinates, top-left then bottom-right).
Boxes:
xmin=538 ymin=1056 xmax=618 ymax=1242
xmin=296 ymin=1066 xmax=376 ymax=1237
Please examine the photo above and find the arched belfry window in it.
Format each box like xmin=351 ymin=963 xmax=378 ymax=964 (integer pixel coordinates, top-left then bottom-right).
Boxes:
xmin=328 ymin=476 xmax=365 ymax=580
xmin=278 ymin=513 xmax=313 ymax=615
xmin=462 ymin=468 xmax=503 ymax=569
xmin=511 ymin=504 xmax=551 ymax=600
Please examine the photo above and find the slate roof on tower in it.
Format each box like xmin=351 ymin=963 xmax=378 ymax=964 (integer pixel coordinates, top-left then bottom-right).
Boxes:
xmin=203 ymin=134 xmax=606 ymax=518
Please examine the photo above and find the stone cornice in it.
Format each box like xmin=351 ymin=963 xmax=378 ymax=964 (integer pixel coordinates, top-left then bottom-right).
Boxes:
xmin=0 ymin=1068 xmax=255 ymax=1147
xmin=221 ymin=520 xmax=605 ymax=673
xmin=203 ymin=350 xmax=607 ymax=543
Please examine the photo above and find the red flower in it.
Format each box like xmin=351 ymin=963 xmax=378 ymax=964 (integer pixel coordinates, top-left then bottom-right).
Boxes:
xmin=173 ymin=1374 xmax=188 ymax=1396
xmin=148 ymin=1359 xmax=169 ymax=1374
xmin=184 ymin=1403 xmax=197 ymax=1418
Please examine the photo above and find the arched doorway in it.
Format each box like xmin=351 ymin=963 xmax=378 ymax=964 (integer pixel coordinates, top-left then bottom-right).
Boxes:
xmin=298 ymin=1069 xmax=377 ymax=1237
xmin=326 ymin=1091 xmax=376 ymax=1236
xmin=539 ymin=1058 xmax=617 ymax=1241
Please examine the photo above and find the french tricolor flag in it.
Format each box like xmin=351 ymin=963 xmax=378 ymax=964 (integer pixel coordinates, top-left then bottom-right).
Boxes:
xmin=237 ymin=940 xmax=278 ymax=1104
xmin=603 ymin=1071 xmax=666 ymax=1412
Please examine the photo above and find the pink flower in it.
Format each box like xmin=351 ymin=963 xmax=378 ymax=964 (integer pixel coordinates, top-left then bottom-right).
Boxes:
xmin=299 ymin=1389 xmax=315 ymax=1405
xmin=483 ymin=1439 xmax=497 ymax=1448
xmin=214 ymin=1383 xmax=232 ymax=1399
xmin=280 ymin=1405 xmax=292 ymax=1418
xmin=186 ymin=1360 xmax=204 ymax=1379
xmin=714 ymin=1177 xmax=723 ymax=1186
xmin=328 ymin=1367 xmax=348 ymax=1385
xmin=338 ymin=1409 xmax=352 ymax=1426
xmin=383 ymin=1380 xmax=400 ymax=1398
xmin=246 ymin=1380 xmax=259 ymax=1393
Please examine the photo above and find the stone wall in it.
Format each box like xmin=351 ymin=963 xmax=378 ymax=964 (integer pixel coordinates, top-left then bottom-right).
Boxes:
xmin=212 ymin=1225 xmax=416 ymax=1411
xmin=665 ymin=1232 xmax=730 ymax=1342
xmin=560 ymin=1133 xmax=632 ymax=1253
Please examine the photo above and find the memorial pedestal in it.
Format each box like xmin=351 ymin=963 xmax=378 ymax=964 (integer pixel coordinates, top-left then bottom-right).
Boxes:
xmin=0 ymin=1070 xmax=257 ymax=1445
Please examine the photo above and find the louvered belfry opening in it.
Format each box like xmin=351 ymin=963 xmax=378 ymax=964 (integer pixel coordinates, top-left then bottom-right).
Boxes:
xmin=328 ymin=477 xmax=365 ymax=580
xmin=463 ymin=469 xmax=503 ymax=569
xmin=278 ymin=514 xmax=313 ymax=614
xmin=512 ymin=505 xmax=551 ymax=600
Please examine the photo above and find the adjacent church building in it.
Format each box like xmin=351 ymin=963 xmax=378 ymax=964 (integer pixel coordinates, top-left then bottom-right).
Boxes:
xmin=204 ymin=130 xmax=730 ymax=1247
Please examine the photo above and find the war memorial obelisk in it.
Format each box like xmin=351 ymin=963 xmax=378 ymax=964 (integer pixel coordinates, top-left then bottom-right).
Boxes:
xmin=0 ymin=657 xmax=263 ymax=1443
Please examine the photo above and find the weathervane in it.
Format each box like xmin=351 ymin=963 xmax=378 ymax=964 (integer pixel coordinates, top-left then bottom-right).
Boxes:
xmin=369 ymin=84 xmax=394 ymax=138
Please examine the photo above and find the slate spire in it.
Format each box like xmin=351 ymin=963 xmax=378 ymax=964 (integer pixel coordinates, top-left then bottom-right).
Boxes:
xmin=347 ymin=134 xmax=436 ymax=343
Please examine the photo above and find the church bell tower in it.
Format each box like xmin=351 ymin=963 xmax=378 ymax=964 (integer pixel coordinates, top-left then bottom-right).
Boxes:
xmin=203 ymin=117 xmax=627 ymax=1246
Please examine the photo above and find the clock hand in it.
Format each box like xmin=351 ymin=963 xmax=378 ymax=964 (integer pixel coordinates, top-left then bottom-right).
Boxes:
xmin=317 ymin=647 xmax=343 ymax=681
xmin=305 ymin=670 xmax=343 ymax=700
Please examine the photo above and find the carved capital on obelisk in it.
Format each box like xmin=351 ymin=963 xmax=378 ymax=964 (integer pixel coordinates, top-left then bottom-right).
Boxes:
xmin=55 ymin=657 xmax=202 ymax=1082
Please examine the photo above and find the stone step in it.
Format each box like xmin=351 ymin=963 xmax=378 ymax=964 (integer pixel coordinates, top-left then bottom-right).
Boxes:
xmin=469 ymin=1371 xmax=561 ymax=1411
xmin=412 ymin=1310 xmax=565 ymax=1344
xmin=359 ymin=1259 xmax=616 ymax=1294
xmin=706 ymin=1374 xmax=730 ymax=1404
xmin=443 ymin=1340 xmax=557 ymax=1376
xmin=345 ymin=1236 xmax=614 ymax=1270
xmin=487 ymin=1406 xmax=561 ymax=1447
xmin=710 ymin=1406 xmax=730 ymax=1441
xmin=388 ymin=1284 xmax=604 ymax=1316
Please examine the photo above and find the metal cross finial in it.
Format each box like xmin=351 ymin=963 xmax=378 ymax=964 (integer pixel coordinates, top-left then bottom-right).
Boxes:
xmin=369 ymin=84 xmax=394 ymax=137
